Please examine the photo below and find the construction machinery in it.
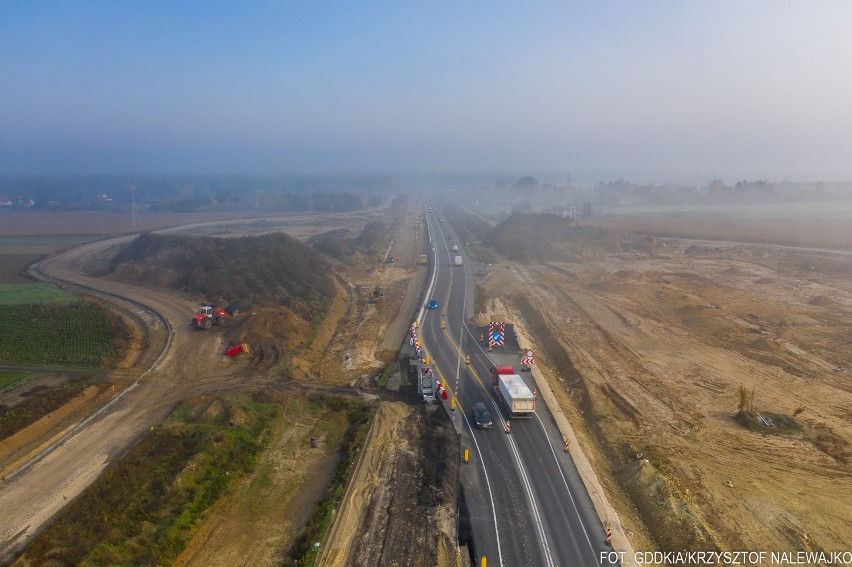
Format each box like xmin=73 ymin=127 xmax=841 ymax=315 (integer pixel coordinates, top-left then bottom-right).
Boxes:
xmin=368 ymin=286 xmax=385 ymax=304
xmin=223 ymin=343 xmax=251 ymax=357
xmin=190 ymin=304 xmax=234 ymax=329
xmin=410 ymin=356 xmax=437 ymax=404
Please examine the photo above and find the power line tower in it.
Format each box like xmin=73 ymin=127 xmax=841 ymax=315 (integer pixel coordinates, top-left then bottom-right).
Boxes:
xmin=129 ymin=184 xmax=141 ymax=227
xmin=307 ymin=189 xmax=314 ymax=213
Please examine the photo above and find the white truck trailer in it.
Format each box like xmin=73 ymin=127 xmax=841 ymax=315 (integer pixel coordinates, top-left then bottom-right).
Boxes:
xmin=495 ymin=373 xmax=536 ymax=417
xmin=454 ymin=255 xmax=463 ymax=266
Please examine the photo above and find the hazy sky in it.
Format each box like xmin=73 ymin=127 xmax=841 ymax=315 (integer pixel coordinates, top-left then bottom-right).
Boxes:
xmin=2 ymin=1 xmax=852 ymax=181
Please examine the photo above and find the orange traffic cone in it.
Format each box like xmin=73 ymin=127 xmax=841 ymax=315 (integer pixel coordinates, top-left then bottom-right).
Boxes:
xmin=505 ymin=420 xmax=511 ymax=434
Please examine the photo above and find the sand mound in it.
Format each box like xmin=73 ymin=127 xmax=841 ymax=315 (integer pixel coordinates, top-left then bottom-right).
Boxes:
xmin=808 ymin=296 xmax=836 ymax=307
xmin=755 ymin=278 xmax=774 ymax=284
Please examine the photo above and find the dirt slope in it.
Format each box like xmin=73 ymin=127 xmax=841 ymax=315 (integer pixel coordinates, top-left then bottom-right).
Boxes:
xmin=477 ymin=237 xmax=852 ymax=554
xmin=0 ymin=201 xmax=436 ymax=562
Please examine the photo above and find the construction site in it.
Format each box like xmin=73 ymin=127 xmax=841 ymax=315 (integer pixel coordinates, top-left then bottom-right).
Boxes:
xmin=469 ymin=217 xmax=852 ymax=555
xmin=1 ymin=197 xmax=850 ymax=564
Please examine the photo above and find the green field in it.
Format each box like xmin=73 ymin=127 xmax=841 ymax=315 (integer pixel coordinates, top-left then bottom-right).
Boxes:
xmin=0 ymin=282 xmax=78 ymax=305
xmin=0 ymin=371 xmax=31 ymax=390
xmin=0 ymin=304 xmax=114 ymax=366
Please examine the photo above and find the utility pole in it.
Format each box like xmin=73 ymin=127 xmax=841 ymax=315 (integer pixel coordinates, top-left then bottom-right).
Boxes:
xmin=129 ymin=184 xmax=141 ymax=227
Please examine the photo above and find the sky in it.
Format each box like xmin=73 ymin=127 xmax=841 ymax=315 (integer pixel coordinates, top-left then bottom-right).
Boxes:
xmin=2 ymin=1 xmax=852 ymax=182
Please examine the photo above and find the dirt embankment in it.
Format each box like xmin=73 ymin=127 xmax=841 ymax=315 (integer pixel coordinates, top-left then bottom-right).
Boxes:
xmin=173 ymin=392 xmax=347 ymax=567
xmin=1 ymin=198 xmax=440 ymax=565
xmin=317 ymin=400 xmax=461 ymax=567
xmin=169 ymin=197 xmax=444 ymax=566
xmin=475 ymin=227 xmax=852 ymax=556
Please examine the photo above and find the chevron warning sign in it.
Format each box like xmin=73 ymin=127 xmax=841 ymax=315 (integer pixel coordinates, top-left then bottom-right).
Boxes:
xmin=488 ymin=321 xmax=505 ymax=347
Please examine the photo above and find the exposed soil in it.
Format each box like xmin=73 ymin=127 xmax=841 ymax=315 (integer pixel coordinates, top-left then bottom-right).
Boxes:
xmin=0 ymin=200 xmax=447 ymax=565
xmin=317 ymin=398 xmax=461 ymax=567
xmin=173 ymin=392 xmax=344 ymax=567
xmin=476 ymin=232 xmax=852 ymax=554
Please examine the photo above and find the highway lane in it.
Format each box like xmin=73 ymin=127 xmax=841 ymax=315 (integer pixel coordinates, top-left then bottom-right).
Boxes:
xmin=419 ymin=206 xmax=611 ymax=566
xmin=422 ymin=214 xmax=545 ymax=566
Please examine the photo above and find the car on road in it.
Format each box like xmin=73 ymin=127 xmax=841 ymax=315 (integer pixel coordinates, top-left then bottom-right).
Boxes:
xmin=471 ymin=402 xmax=493 ymax=429
xmin=427 ymin=298 xmax=439 ymax=310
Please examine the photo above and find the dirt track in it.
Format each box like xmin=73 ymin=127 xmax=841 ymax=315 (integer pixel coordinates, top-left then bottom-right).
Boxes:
xmin=0 ymin=235 xmax=257 ymax=558
xmin=0 ymin=198 xmax=458 ymax=566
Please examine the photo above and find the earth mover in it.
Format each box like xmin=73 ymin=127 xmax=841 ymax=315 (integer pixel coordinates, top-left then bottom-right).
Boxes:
xmin=190 ymin=304 xmax=234 ymax=329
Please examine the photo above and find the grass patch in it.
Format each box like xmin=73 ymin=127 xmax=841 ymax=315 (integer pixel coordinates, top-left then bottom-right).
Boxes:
xmin=735 ymin=411 xmax=803 ymax=434
xmin=13 ymin=395 xmax=276 ymax=566
xmin=0 ymin=371 xmax=31 ymax=390
xmin=0 ymin=303 xmax=115 ymax=366
xmin=374 ymin=349 xmax=398 ymax=388
xmin=0 ymin=374 xmax=101 ymax=439
xmin=376 ymin=363 xmax=394 ymax=388
xmin=287 ymin=395 xmax=373 ymax=567
xmin=474 ymin=284 xmax=487 ymax=314
xmin=83 ymin=243 xmax=128 ymax=277
xmin=0 ymin=282 xmax=78 ymax=305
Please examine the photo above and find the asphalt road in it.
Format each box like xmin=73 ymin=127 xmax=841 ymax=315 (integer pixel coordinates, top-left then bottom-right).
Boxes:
xmin=418 ymin=207 xmax=611 ymax=567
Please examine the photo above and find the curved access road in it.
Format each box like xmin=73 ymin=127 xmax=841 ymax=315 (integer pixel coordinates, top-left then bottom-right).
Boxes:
xmin=0 ymin=224 xmax=275 ymax=560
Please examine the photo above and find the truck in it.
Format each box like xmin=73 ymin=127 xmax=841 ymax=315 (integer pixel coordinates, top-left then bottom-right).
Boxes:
xmin=411 ymin=358 xmax=437 ymax=403
xmin=491 ymin=366 xmax=536 ymax=417
xmin=454 ymin=255 xmax=463 ymax=266
xmin=451 ymin=245 xmax=458 ymax=251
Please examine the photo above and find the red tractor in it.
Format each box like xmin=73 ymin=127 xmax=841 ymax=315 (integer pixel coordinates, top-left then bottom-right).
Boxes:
xmin=190 ymin=304 xmax=231 ymax=329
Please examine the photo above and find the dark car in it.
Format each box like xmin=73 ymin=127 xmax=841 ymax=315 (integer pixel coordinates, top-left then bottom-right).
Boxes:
xmin=471 ymin=402 xmax=493 ymax=429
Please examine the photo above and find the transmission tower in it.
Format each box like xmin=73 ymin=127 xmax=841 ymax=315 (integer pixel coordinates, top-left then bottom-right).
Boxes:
xmin=129 ymin=184 xmax=141 ymax=227
xmin=307 ymin=189 xmax=314 ymax=213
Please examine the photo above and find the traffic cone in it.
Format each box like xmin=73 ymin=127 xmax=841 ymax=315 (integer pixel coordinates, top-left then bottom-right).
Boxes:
xmin=564 ymin=438 xmax=571 ymax=452
xmin=606 ymin=526 xmax=612 ymax=546
xmin=505 ymin=420 xmax=511 ymax=434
